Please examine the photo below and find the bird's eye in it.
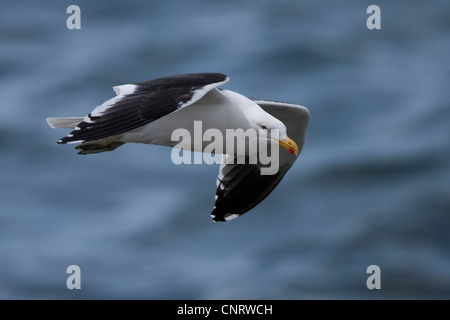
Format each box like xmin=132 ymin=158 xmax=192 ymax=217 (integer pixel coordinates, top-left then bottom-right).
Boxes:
xmin=261 ymin=125 xmax=267 ymax=130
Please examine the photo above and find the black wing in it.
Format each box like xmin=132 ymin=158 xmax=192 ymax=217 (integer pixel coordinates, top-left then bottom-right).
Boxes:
xmin=211 ymin=99 xmax=309 ymax=222
xmin=211 ymin=155 xmax=290 ymax=222
xmin=58 ymin=73 xmax=229 ymax=144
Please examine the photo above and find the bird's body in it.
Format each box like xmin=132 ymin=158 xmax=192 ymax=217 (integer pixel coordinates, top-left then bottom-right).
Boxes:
xmin=47 ymin=73 xmax=309 ymax=222
xmin=119 ymin=89 xmax=265 ymax=152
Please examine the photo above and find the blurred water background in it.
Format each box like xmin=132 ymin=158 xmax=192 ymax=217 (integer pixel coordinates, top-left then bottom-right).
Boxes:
xmin=1 ymin=0 xmax=449 ymax=299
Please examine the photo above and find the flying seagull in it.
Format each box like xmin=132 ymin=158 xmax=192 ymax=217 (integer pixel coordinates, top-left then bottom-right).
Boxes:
xmin=46 ymin=73 xmax=309 ymax=222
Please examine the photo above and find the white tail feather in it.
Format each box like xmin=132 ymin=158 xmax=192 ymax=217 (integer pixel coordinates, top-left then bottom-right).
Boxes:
xmin=46 ymin=117 xmax=84 ymax=129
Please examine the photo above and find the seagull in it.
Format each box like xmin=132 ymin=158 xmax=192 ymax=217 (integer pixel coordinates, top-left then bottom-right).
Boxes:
xmin=46 ymin=73 xmax=309 ymax=222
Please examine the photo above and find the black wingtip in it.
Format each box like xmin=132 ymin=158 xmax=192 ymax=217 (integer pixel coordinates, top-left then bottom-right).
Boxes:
xmin=212 ymin=216 xmax=226 ymax=222
xmin=211 ymin=207 xmax=242 ymax=222
xmin=211 ymin=208 xmax=226 ymax=222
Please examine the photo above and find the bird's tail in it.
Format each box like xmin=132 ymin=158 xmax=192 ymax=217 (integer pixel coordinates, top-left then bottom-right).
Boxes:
xmin=46 ymin=116 xmax=124 ymax=154
xmin=46 ymin=117 xmax=84 ymax=129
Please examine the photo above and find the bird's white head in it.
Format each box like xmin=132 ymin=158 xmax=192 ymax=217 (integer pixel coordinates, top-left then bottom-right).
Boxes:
xmin=252 ymin=111 xmax=298 ymax=156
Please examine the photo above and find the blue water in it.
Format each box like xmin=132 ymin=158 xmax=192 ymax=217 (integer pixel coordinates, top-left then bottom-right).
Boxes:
xmin=1 ymin=0 xmax=449 ymax=299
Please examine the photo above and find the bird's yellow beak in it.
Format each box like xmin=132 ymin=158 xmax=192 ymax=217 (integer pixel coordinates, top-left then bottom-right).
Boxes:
xmin=277 ymin=136 xmax=298 ymax=156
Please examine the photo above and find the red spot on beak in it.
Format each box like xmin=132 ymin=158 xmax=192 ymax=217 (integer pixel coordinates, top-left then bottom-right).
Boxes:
xmin=289 ymin=147 xmax=295 ymax=154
